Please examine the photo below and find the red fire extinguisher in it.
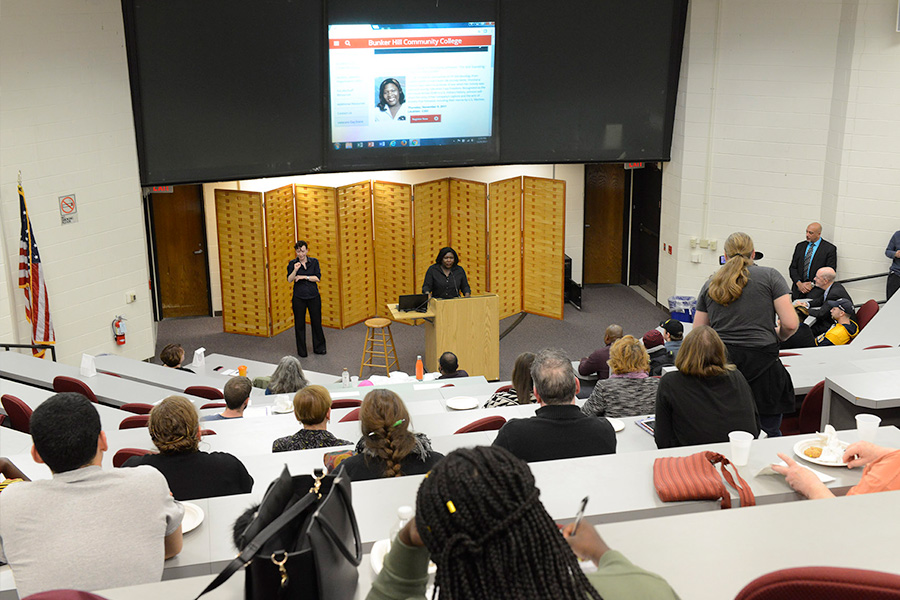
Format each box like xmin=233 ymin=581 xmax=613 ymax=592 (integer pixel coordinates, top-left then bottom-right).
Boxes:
xmin=112 ymin=316 xmax=127 ymax=345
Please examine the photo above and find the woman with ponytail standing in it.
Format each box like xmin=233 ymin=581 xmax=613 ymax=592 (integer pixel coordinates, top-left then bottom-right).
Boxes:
xmin=367 ymin=446 xmax=679 ymax=600
xmin=337 ymin=389 xmax=444 ymax=482
xmin=693 ymin=232 xmax=798 ymax=437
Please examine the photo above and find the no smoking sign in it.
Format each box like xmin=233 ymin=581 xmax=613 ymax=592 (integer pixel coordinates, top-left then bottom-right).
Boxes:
xmin=59 ymin=194 xmax=78 ymax=225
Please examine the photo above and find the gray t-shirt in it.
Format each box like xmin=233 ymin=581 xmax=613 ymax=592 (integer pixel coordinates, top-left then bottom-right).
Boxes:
xmin=0 ymin=465 xmax=183 ymax=597
xmin=697 ymin=265 xmax=790 ymax=347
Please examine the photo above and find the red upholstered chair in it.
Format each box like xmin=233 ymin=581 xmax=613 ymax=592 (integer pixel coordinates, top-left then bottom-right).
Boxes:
xmin=454 ymin=415 xmax=507 ymax=434
xmin=119 ymin=414 xmax=150 ymax=430
xmin=332 ymin=398 xmax=362 ymax=409
xmin=864 ymin=345 xmax=892 ymax=350
xmin=493 ymin=384 xmax=513 ymax=395
xmin=780 ymin=380 xmax=825 ymax=437
xmin=52 ymin=376 xmax=98 ymax=403
xmin=199 ymin=429 xmax=216 ymax=436
xmin=120 ymin=402 xmax=153 ymax=415
xmin=779 ymin=352 xmax=800 ymax=358
xmin=200 ymin=402 xmax=227 ymax=410
xmin=112 ymin=447 xmax=151 ymax=468
xmin=854 ymin=299 xmax=879 ymax=332
xmin=441 ymin=383 xmax=455 ymax=388
xmin=339 ymin=407 xmax=361 ymax=423
xmin=21 ymin=589 xmax=111 ymax=600
xmin=1 ymin=394 xmax=33 ymax=434
xmin=735 ymin=566 xmax=900 ymax=600
xmin=184 ymin=385 xmax=224 ymax=400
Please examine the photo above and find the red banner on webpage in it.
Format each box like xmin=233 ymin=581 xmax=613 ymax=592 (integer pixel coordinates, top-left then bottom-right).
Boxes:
xmin=331 ymin=35 xmax=492 ymax=49
xmin=410 ymin=115 xmax=442 ymax=123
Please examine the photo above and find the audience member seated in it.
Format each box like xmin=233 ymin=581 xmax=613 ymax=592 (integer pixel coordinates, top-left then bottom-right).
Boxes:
xmin=582 ymin=336 xmax=660 ymax=419
xmin=814 ymin=298 xmax=859 ymax=346
xmin=578 ymin=324 xmax=623 ymax=379
xmin=660 ymin=318 xmax=684 ymax=359
xmin=122 ymin=395 xmax=253 ymax=500
xmin=493 ymin=348 xmax=616 ymax=462
xmin=265 ymin=355 xmax=310 ymax=395
xmin=337 ymin=389 xmax=444 ymax=481
xmin=160 ymin=343 xmax=193 ymax=372
xmin=0 ymin=393 xmax=183 ymax=597
xmin=644 ymin=329 xmax=674 ymax=376
xmin=201 ymin=376 xmax=252 ymax=421
xmin=782 ymin=267 xmax=853 ymax=348
xmin=484 ymin=352 xmax=537 ymax=408
xmin=367 ymin=446 xmax=679 ymax=600
xmin=437 ymin=351 xmax=469 ymax=379
xmin=654 ymin=326 xmax=760 ymax=449
xmin=0 ymin=457 xmax=29 ymax=493
xmin=772 ymin=441 xmax=900 ymax=499
xmin=272 ymin=385 xmax=353 ymax=452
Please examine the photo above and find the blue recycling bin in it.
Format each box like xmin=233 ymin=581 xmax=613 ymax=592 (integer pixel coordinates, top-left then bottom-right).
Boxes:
xmin=668 ymin=295 xmax=697 ymax=323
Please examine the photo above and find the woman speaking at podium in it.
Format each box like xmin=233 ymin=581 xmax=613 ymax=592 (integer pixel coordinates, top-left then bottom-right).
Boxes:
xmin=422 ymin=246 xmax=471 ymax=299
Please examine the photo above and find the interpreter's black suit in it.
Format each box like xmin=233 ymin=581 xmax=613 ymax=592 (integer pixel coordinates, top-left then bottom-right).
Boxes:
xmin=788 ymin=239 xmax=837 ymax=300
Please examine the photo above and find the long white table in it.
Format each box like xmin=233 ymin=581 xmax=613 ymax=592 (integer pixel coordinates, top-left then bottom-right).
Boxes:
xmin=197 ymin=353 xmax=339 ymax=387
xmin=850 ymin=292 xmax=900 ymax=347
xmin=781 ymin=346 xmax=900 ymax=395
xmin=822 ymin=369 xmax=900 ymax=430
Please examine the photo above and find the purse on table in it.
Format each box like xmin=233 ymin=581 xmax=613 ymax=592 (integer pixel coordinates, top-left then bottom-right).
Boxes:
xmin=653 ymin=451 xmax=755 ymax=509
xmin=195 ymin=466 xmax=362 ymax=600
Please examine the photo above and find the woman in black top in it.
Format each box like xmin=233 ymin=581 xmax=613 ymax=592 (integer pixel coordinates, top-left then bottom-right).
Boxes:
xmin=272 ymin=385 xmax=352 ymax=452
xmin=337 ymin=389 xmax=443 ymax=482
xmin=654 ymin=325 xmax=760 ymax=448
xmin=422 ymin=247 xmax=471 ymax=299
xmin=123 ymin=395 xmax=253 ymax=500
xmin=287 ymin=240 xmax=326 ymax=357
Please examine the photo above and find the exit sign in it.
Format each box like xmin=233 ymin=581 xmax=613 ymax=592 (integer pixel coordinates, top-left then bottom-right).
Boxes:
xmin=624 ymin=162 xmax=645 ymax=170
xmin=150 ymin=185 xmax=173 ymax=193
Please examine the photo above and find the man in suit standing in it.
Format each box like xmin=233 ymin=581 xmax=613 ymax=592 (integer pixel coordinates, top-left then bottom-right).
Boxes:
xmin=789 ymin=222 xmax=837 ymax=301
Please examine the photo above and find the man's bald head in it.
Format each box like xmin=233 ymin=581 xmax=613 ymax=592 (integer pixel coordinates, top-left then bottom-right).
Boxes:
xmin=604 ymin=324 xmax=624 ymax=346
xmin=806 ymin=222 xmax=822 ymax=243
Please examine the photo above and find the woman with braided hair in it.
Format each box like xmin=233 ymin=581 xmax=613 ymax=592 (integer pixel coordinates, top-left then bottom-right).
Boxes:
xmin=337 ymin=389 xmax=444 ymax=482
xmin=367 ymin=446 xmax=679 ymax=600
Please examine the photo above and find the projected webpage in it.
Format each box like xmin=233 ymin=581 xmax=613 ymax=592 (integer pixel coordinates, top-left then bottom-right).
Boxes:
xmin=327 ymin=22 xmax=496 ymax=153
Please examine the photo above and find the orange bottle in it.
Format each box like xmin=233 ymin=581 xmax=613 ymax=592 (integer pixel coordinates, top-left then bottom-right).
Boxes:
xmin=415 ymin=355 xmax=424 ymax=381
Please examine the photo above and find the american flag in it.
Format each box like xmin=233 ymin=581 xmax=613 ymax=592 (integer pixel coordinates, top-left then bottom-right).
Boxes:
xmin=18 ymin=184 xmax=55 ymax=357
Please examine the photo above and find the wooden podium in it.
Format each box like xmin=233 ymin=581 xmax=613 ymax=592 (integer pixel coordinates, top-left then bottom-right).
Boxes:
xmin=424 ymin=294 xmax=499 ymax=380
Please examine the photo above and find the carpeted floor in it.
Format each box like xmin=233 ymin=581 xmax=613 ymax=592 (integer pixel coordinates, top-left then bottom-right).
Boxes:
xmin=155 ymin=284 xmax=671 ymax=381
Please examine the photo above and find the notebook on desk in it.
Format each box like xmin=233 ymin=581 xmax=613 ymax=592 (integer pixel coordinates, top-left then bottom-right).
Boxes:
xmin=398 ymin=293 xmax=429 ymax=312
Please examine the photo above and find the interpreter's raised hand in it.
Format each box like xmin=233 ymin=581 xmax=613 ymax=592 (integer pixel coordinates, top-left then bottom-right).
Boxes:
xmin=293 ymin=261 xmax=302 ymax=272
xmin=843 ymin=441 xmax=893 ymax=469
xmin=398 ymin=518 xmax=424 ymax=548
xmin=771 ymin=453 xmax=834 ymax=500
xmin=561 ymin=521 xmax=610 ymax=565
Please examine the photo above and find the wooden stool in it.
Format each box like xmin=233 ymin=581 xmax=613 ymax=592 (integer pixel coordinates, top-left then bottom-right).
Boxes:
xmin=360 ymin=318 xmax=400 ymax=377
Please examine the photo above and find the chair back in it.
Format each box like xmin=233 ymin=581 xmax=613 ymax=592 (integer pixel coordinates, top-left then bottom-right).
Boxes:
xmin=52 ymin=376 xmax=98 ymax=403
xmin=855 ymin=299 xmax=879 ymax=331
xmin=112 ymin=447 xmax=151 ymax=468
xmin=798 ymin=380 xmax=825 ymax=435
xmin=864 ymin=345 xmax=892 ymax=350
xmin=778 ymin=352 xmax=800 ymax=357
xmin=199 ymin=428 xmax=216 ymax=436
xmin=454 ymin=415 xmax=507 ymax=434
xmin=120 ymin=402 xmax=153 ymax=415
xmin=494 ymin=384 xmax=513 ymax=394
xmin=200 ymin=402 xmax=227 ymax=410
xmin=119 ymin=414 xmax=150 ymax=430
xmin=441 ymin=383 xmax=455 ymax=388
xmin=1 ymin=394 xmax=33 ymax=434
xmin=339 ymin=407 xmax=361 ymax=422
xmin=20 ymin=589 xmax=111 ymax=600
xmin=331 ymin=398 xmax=362 ymax=409
xmin=184 ymin=385 xmax=224 ymax=400
xmin=735 ymin=566 xmax=900 ymax=600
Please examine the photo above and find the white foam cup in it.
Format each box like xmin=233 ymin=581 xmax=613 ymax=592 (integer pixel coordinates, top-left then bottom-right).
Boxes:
xmin=728 ymin=431 xmax=754 ymax=466
xmin=855 ymin=414 xmax=881 ymax=443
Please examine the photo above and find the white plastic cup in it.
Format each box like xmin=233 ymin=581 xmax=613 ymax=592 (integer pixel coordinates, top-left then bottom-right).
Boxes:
xmin=728 ymin=431 xmax=754 ymax=466
xmin=855 ymin=414 xmax=881 ymax=443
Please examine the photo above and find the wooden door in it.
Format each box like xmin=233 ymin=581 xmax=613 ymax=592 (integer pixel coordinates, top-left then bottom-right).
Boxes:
xmin=583 ymin=163 xmax=625 ymax=284
xmin=150 ymin=185 xmax=211 ymax=318
xmin=629 ymin=163 xmax=662 ymax=297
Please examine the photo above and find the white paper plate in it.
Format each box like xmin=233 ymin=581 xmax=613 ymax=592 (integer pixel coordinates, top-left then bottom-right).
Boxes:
xmin=272 ymin=406 xmax=294 ymax=414
xmin=182 ymin=502 xmax=205 ymax=534
xmin=793 ymin=438 xmax=849 ymax=467
xmin=607 ymin=417 xmax=625 ymax=433
xmin=446 ymin=396 xmax=478 ymax=410
xmin=370 ymin=539 xmax=436 ymax=575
